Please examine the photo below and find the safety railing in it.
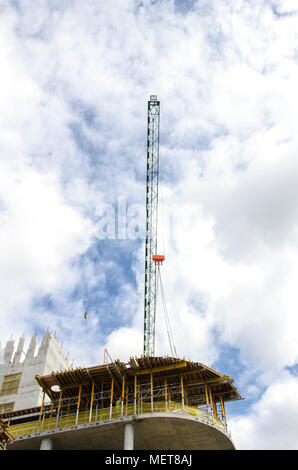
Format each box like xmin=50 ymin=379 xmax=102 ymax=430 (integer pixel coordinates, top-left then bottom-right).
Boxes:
xmin=8 ymin=401 xmax=230 ymax=439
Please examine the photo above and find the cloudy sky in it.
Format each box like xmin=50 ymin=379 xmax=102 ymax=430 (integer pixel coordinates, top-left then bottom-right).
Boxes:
xmin=1 ymin=0 xmax=298 ymax=450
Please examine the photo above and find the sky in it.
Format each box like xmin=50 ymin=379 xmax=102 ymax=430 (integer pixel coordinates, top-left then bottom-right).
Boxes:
xmin=1 ymin=0 xmax=298 ymax=450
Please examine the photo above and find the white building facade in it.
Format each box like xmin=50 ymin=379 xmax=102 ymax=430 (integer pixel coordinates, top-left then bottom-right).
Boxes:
xmin=0 ymin=333 xmax=70 ymax=412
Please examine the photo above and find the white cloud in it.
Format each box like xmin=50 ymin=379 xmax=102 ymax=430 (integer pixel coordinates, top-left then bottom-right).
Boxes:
xmin=104 ymin=326 xmax=143 ymax=362
xmin=230 ymin=371 xmax=298 ymax=449
xmin=0 ymin=159 xmax=95 ymax=338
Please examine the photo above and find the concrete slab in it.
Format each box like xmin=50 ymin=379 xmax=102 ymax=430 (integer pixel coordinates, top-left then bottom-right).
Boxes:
xmin=7 ymin=412 xmax=235 ymax=450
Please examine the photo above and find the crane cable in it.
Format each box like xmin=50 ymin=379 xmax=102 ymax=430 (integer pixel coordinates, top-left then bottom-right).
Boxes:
xmin=156 ymin=130 xmax=175 ymax=356
xmin=156 ymin=264 xmax=177 ymax=357
xmin=157 ymin=173 xmax=176 ymax=356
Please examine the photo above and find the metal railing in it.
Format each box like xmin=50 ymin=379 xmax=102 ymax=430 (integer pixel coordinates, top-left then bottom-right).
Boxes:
xmin=8 ymin=401 xmax=230 ymax=440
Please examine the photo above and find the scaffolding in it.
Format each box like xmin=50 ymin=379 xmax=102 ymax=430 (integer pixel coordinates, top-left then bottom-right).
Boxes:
xmin=1 ymin=356 xmax=243 ymax=441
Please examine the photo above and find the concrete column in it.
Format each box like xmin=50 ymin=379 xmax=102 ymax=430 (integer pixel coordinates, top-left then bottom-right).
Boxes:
xmin=4 ymin=340 xmax=14 ymax=364
xmin=124 ymin=422 xmax=134 ymax=450
xmin=26 ymin=335 xmax=37 ymax=359
xmin=12 ymin=336 xmax=25 ymax=365
xmin=40 ymin=437 xmax=53 ymax=450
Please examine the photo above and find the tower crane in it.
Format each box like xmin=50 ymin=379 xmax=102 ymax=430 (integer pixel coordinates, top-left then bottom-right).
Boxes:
xmin=143 ymin=95 xmax=176 ymax=357
xmin=143 ymin=95 xmax=160 ymax=357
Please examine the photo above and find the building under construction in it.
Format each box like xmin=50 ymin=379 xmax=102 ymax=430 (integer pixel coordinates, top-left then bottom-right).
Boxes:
xmin=2 ymin=355 xmax=242 ymax=450
xmin=0 ymin=96 xmax=243 ymax=450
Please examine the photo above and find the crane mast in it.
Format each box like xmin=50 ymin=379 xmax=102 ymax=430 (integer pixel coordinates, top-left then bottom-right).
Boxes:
xmin=143 ymin=95 xmax=160 ymax=357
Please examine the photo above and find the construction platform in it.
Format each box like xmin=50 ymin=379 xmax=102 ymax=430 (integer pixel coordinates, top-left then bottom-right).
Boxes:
xmin=1 ymin=356 xmax=243 ymax=450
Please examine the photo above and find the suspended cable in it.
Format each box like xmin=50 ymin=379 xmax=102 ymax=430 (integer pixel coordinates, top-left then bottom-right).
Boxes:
xmin=157 ymin=265 xmax=177 ymax=357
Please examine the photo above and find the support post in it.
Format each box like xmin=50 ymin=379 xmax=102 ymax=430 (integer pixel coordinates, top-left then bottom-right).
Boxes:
xmin=208 ymin=387 xmax=213 ymax=417
xmin=205 ymin=383 xmax=209 ymax=414
xmin=164 ymin=377 xmax=167 ymax=411
xmin=134 ymin=375 xmax=137 ymax=414
xmin=38 ymin=392 xmax=45 ymax=430
xmin=40 ymin=437 xmax=53 ymax=450
xmin=121 ymin=376 xmax=125 ymax=417
xmin=150 ymin=372 xmax=153 ymax=412
xmin=56 ymin=390 xmax=62 ymax=427
xmin=109 ymin=378 xmax=114 ymax=419
xmin=220 ymin=395 xmax=227 ymax=428
xmin=124 ymin=422 xmax=134 ymax=450
xmin=76 ymin=385 xmax=82 ymax=425
xmin=181 ymin=376 xmax=184 ymax=413
xmin=89 ymin=382 xmax=94 ymax=423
